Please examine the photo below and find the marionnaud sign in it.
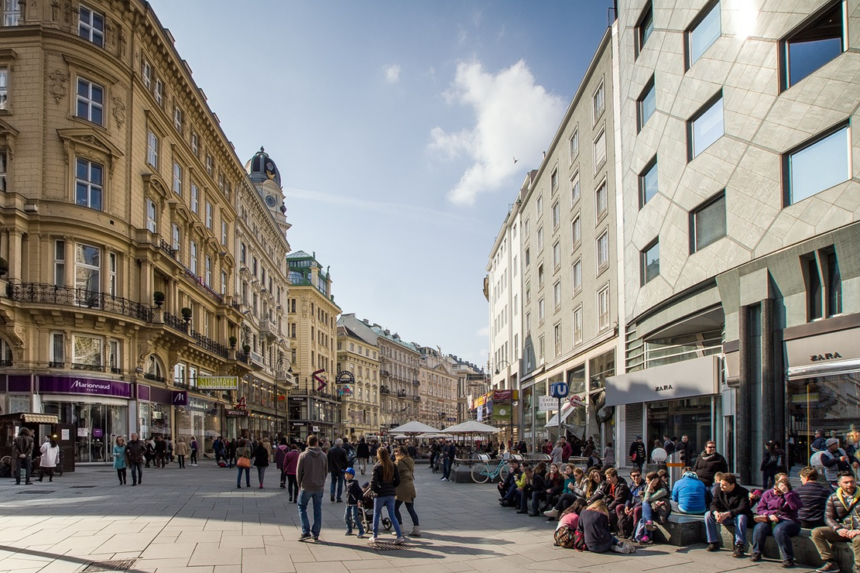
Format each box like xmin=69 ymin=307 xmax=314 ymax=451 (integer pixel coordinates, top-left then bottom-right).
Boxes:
xmin=39 ymin=376 xmax=132 ymax=399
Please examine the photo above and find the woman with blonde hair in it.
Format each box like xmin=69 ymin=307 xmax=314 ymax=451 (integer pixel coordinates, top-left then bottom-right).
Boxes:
xmin=579 ymin=499 xmax=636 ymax=554
xmin=370 ymin=447 xmax=404 ymax=545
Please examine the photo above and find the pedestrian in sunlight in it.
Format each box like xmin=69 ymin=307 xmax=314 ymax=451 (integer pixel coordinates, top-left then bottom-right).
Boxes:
xmin=113 ymin=436 xmax=128 ymax=485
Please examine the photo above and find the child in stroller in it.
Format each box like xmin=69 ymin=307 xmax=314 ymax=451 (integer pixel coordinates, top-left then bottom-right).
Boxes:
xmin=359 ymin=482 xmax=392 ymax=533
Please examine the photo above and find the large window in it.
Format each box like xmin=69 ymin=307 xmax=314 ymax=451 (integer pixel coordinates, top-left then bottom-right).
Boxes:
xmin=570 ymin=172 xmax=580 ymax=205
xmin=572 ymin=258 xmax=582 ymax=294
xmin=73 ymin=335 xmax=102 ymax=369
xmin=641 ymin=241 xmax=660 ymax=285
xmin=172 ymin=163 xmax=182 ymax=195
xmin=597 ymin=231 xmax=609 ymax=271
xmin=146 ymin=199 xmax=157 ymax=233
xmin=637 ymin=77 xmax=656 ymax=131
xmin=646 ymin=330 xmax=722 ymax=369
xmin=782 ymin=2 xmax=844 ymax=90
xmin=690 ymin=192 xmax=726 ymax=253
xmin=147 ymin=131 xmax=159 ymax=168
xmin=596 ymin=180 xmax=608 ymax=220
xmin=75 ymin=243 xmax=100 ymax=297
xmin=75 ymin=158 xmax=103 ymax=210
xmin=784 ymin=125 xmax=850 ymax=205
xmin=0 ymin=67 xmax=7 ymax=110
xmin=594 ymin=129 xmax=606 ymax=171
xmin=639 ymin=158 xmax=658 ymax=207
xmin=573 ymin=306 xmax=583 ymax=346
xmin=571 ymin=214 xmax=581 ymax=250
xmin=78 ymin=4 xmax=104 ymax=47
xmin=687 ymin=0 xmax=721 ymax=68
xmin=688 ymin=94 xmax=723 ymax=159
xmin=76 ymin=79 xmax=104 ymax=125
xmin=593 ymin=81 xmax=605 ymax=122
xmin=637 ymin=3 xmax=654 ymax=55
xmin=553 ymin=281 xmax=561 ymax=309
xmin=569 ymin=129 xmax=579 ymax=163
xmin=597 ymin=285 xmax=610 ymax=331
xmin=190 ymin=241 xmax=198 ymax=275
xmin=54 ymin=240 xmax=65 ymax=287
xmin=3 ymin=0 xmax=19 ymax=26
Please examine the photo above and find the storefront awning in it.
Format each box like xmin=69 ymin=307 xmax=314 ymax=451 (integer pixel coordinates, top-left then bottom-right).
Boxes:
xmin=544 ymin=402 xmax=583 ymax=428
xmin=20 ymin=413 xmax=59 ymax=424
xmin=605 ymin=355 xmax=718 ymax=407
xmin=786 ymin=358 xmax=860 ymax=381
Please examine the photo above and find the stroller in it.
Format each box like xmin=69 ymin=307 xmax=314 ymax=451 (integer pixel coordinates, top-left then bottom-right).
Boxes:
xmin=359 ymin=482 xmax=392 ymax=533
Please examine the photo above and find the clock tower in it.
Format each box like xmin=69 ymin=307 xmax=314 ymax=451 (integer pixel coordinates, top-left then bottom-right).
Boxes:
xmin=244 ymin=147 xmax=290 ymax=237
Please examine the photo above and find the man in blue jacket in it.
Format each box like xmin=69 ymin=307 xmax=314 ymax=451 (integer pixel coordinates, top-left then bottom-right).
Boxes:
xmin=672 ymin=468 xmax=710 ymax=514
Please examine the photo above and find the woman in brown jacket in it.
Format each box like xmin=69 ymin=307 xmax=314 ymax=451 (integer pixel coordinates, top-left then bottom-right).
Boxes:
xmin=394 ymin=446 xmax=420 ymax=537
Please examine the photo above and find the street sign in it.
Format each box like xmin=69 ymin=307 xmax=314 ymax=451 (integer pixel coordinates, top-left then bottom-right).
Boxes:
xmin=569 ymin=395 xmax=585 ymax=407
xmin=538 ymin=396 xmax=557 ymax=412
xmin=550 ymin=382 xmax=569 ymax=398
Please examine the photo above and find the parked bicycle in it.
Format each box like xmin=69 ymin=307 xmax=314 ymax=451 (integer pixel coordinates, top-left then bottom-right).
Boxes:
xmin=470 ymin=454 xmax=510 ymax=484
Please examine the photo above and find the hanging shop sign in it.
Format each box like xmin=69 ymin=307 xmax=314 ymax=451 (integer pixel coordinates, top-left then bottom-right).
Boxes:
xmin=196 ymin=376 xmax=239 ymax=390
xmin=39 ymin=376 xmax=132 ymax=399
xmin=336 ymin=371 xmax=355 ymax=385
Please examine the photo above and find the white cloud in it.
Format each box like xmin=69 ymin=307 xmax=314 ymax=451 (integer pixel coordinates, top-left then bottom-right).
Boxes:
xmin=475 ymin=325 xmax=489 ymax=338
xmin=384 ymin=64 xmax=401 ymax=83
xmin=430 ymin=59 xmax=565 ymax=206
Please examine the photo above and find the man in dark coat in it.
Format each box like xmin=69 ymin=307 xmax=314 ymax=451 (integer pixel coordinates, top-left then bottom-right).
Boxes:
xmin=705 ymin=473 xmax=752 ymax=557
xmin=326 ymin=438 xmax=349 ymax=502
xmin=356 ymin=437 xmax=370 ymax=475
xmin=126 ymin=432 xmax=145 ymax=485
xmin=677 ymin=435 xmax=694 ymax=465
xmin=13 ymin=428 xmax=33 ymax=485
xmin=693 ymin=440 xmax=729 ymax=488
xmin=604 ymin=467 xmax=630 ymax=534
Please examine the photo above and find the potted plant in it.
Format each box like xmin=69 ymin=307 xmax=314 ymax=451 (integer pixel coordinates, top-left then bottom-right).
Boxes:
xmin=153 ymin=291 xmax=165 ymax=308
xmin=180 ymin=307 xmax=192 ymax=322
xmin=229 ymin=336 xmax=237 ymax=348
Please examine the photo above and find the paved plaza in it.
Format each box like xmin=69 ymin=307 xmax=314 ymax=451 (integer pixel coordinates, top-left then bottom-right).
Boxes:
xmin=0 ymin=463 xmax=803 ymax=573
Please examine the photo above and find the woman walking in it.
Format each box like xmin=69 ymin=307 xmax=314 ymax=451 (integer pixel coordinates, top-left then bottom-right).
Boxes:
xmin=190 ymin=436 xmax=198 ymax=466
xmin=369 ymin=448 xmax=405 ymax=545
xmin=236 ymin=438 xmax=251 ymax=488
xmin=113 ymin=436 xmax=128 ymax=485
xmin=253 ymin=439 xmax=269 ymax=489
xmin=394 ymin=446 xmax=420 ymax=537
xmin=39 ymin=437 xmax=60 ymax=482
xmin=175 ymin=438 xmax=188 ymax=468
xmin=285 ymin=444 xmax=300 ymax=502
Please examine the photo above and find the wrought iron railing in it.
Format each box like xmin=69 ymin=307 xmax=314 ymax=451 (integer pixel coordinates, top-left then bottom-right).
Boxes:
xmin=72 ymin=362 xmax=104 ymax=372
xmin=190 ymin=330 xmax=228 ymax=359
xmin=163 ymin=312 xmax=188 ymax=333
xmin=143 ymin=373 xmax=166 ymax=384
xmin=8 ymin=283 xmax=153 ymax=322
xmin=0 ymin=360 xmax=12 ymax=367
xmin=159 ymin=240 xmax=223 ymax=304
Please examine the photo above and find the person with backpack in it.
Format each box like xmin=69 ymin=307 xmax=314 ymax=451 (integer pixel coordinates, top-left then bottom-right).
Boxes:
xmin=235 ymin=438 xmax=252 ymax=488
xmin=553 ymin=498 xmax=586 ymax=549
xmin=628 ymin=436 xmax=646 ymax=472
xmin=579 ymin=500 xmax=636 ymax=554
xmin=327 ymin=438 xmax=349 ymax=502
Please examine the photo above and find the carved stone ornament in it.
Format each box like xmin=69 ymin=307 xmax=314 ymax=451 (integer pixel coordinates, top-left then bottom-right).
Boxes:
xmin=111 ymin=95 xmax=126 ymax=128
xmin=48 ymin=69 xmax=68 ymax=104
xmin=51 ymin=0 xmax=59 ymax=22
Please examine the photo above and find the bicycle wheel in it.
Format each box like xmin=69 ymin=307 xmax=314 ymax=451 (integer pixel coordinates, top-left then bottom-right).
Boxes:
xmin=471 ymin=463 xmax=490 ymax=483
xmin=498 ymin=464 xmax=509 ymax=482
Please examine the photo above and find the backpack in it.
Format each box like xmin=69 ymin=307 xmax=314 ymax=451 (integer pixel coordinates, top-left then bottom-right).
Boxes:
xmin=554 ymin=526 xmax=576 ymax=549
xmin=573 ymin=528 xmax=588 ymax=551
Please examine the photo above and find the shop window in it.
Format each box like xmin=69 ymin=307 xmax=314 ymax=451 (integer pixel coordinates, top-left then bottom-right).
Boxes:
xmin=637 ymin=77 xmax=656 ymax=131
xmin=72 ymin=335 xmax=102 ymax=370
xmin=687 ymin=0 xmax=721 ymax=68
xmin=690 ymin=191 xmax=727 ymax=253
xmin=639 ymin=157 xmax=658 ymax=207
xmin=641 ymin=240 xmax=660 ymax=285
xmin=784 ymin=124 xmax=850 ymax=206
xmin=781 ymin=2 xmax=844 ymax=90
xmin=637 ymin=2 xmax=654 ymax=56
xmin=78 ymin=4 xmax=104 ymax=47
xmin=688 ymin=93 xmax=723 ymax=160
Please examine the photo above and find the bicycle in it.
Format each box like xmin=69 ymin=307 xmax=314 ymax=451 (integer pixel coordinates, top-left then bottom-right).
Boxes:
xmin=470 ymin=455 xmax=510 ymax=484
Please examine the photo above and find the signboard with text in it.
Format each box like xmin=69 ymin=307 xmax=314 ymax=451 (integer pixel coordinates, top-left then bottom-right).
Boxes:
xmin=196 ymin=376 xmax=238 ymax=390
xmin=538 ymin=396 xmax=557 ymax=412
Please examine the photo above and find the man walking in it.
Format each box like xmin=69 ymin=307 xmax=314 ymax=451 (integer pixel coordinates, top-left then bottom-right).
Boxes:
xmin=13 ymin=428 xmax=33 ymax=485
xmin=356 ymin=437 xmax=369 ymax=475
xmin=297 ymin=435 xmax=328 ymax=542
xmin=126 ymin=433 xmax=145 ymax=485
xmin=327 ymin=438 xmax=349 ymax=502
xmin=629 ymin=436 xmax=646 ymax=472
xmin=441 ymin=439 xmax=457 ymax=482
xmin=813 ymin=472 xmax=860 ymax=573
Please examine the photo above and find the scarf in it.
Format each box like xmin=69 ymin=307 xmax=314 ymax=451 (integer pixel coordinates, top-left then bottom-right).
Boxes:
xmin=836 ymin=488 xmax=860 ymax=529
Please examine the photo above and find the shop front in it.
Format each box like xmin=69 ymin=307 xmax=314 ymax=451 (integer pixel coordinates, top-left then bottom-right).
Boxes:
xmin=783 ymin=323 xmax=860 ymax=462
xmin=606 ymin=355 xmax=721 ymax=466
xmin=176 ymin=395 xmax=222 ymax=456
xmin=38 ymin=375 xmax=131 ymax=463
xmin=138 ymin=386 xmax=173 ymax=440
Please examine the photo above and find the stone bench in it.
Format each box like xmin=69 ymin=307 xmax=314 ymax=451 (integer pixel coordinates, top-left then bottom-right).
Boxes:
xmin=653 ymin=513 xmax=854 ymax=571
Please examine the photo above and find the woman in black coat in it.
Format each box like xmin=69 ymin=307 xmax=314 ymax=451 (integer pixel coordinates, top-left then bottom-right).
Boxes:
xmin=253 ymin=441 xmax=269 ymax=489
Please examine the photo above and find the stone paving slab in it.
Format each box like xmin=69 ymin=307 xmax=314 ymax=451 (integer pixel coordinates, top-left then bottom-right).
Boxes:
xmin=0 ymin=463 xmax=805 ymax=572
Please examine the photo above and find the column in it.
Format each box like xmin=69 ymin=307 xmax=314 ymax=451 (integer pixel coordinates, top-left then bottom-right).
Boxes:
xmin=737 ymin=306 xmax=751 ymax=483
xmin=6 ymin=228 xmax=22 ymax=280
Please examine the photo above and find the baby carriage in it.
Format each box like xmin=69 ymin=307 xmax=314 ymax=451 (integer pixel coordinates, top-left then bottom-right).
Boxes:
xmin=359 ymin=482 xmax=392 ymax=532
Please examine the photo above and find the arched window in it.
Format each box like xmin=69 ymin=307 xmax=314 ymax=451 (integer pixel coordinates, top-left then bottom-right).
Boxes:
xmin=146 ymin=354 xmax=164 ymax=382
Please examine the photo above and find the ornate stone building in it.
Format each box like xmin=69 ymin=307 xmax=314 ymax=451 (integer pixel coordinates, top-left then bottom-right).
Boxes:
xmin=286 ymin=250 xmax=340 ymax=441
xmin=336 ymin=324 xmax=379 ymax=440
xmin=417 ymin=346 xmax=457 ymax=429
xmin=0 ymin=0 xmax=253 ymax=460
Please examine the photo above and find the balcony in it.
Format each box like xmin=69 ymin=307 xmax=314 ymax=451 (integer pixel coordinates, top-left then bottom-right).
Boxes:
xmin=71 ymin=362 xmax=104 ymax=372
xmin=380 ymin=370 xmax=390 ymax=377
xmin=249 ymin=351 xmax=265 ymax=369
xmin=413 ymin=396 xmax=421 ymax=402
xmin=144 ymin=373 xmax=166 ymax=384
xmin=8 ymin=283 xmax=153 ymax=323
xmin=412 ymin=380 xmax=420 ymax=386
xmin=159 ymin=240 xmax=224 ymax=304
xmin=159 ymin=313 xmax=228 ymax=359
xmin=260 ymin=319 xmax=278 ymax=341
xmin=380 ymin=387 xmax=390 ymax=395
xmin=0 ymin=360 xmax=12 ymax=367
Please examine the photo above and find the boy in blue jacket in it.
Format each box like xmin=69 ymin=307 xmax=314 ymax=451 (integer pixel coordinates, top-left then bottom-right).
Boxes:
xmin=344 ymin=468 xmax=365 ymax=538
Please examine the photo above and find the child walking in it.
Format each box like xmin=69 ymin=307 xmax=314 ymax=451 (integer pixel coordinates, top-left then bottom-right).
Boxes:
xmin=344 ymin=468 xmax=365 ymax=538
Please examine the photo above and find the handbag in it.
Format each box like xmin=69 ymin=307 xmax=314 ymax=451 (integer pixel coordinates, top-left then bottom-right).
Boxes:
xmin=236 ymin=447 xmax=251 ymax=469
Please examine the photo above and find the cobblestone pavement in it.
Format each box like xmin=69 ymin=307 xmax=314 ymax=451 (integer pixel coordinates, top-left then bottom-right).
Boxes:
xmin=0 ymin=462 xmax=804 ymax=573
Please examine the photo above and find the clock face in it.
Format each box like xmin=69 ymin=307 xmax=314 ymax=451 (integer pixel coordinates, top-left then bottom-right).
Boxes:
xmin=265 ymin=195 xmax=277 ymax=208
xmin=266 ymin=162 xmax=274 ymax=171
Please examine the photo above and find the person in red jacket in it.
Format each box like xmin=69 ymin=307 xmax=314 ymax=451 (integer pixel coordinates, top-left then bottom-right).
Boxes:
xmin=284 ymin=444 xmax=300 ymax=502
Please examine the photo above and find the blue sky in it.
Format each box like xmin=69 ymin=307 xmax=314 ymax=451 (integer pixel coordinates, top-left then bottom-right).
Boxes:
xmin=149 ymin=0 xmax=612 ymax=368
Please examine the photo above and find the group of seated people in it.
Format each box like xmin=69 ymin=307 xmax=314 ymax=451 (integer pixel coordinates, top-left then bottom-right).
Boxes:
xmin=498 ymin=460 xmax=672 ymax=552
xmin=498 ymin=458 xmax=860 ymax=570
xmin=669 ymin=465 xmax=858 ymax=571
